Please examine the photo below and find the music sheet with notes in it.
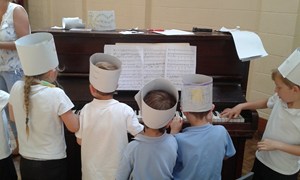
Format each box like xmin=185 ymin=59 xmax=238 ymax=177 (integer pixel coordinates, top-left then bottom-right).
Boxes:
xmin=104 ymin=43 xmax=196 ymax=90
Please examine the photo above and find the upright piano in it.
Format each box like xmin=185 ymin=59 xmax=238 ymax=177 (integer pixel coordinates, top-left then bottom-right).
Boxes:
xmin=33 ymin=29 xmax=258 ymax=180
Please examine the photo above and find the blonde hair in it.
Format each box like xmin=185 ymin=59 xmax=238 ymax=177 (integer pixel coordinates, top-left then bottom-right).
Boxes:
xmin=271 ymin=69 xmax=300 ymax=88
xmin=23 ymin=75 xmax=42 ymax=137
xmin=23 ymin=67 xmax=62 ymax=137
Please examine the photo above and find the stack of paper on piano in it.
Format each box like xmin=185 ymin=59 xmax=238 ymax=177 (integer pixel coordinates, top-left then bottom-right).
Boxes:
xmin=220 ymin=27 xmax=268 ymax=61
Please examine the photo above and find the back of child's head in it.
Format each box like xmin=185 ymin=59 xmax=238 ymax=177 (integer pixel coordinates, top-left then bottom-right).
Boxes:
xmin=135 ymin=78 xmax=178 ymax=129
xmin=144 ymin=90 xmax=176 ymax=111
xmin=277 ymin=48 xmax=300 ymax=87
xmin=89 ymin=53 xmax=122 ymax=93
xmin=181 ymin=74 xmax=213 ymax=113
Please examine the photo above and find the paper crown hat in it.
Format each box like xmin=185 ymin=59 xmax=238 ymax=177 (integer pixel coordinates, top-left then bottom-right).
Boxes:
xmin=278 ymin=48 xmax=300 ymax=86
xmin=15 ymin=32 xmax=59 ymax=76
xmin=135 ymin=78 xmax=178 ymax=129
xmin=89 ymin=53 xmax=122 ymax=93
xmin=181 ymin=74 xmax=213 ymax=112
xmin=0 ymin=90 xmax=9 ymax=111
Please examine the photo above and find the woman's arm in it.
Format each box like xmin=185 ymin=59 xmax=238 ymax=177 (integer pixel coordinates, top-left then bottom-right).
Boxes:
xmin=0 ymin=6 xmax=30 ymax=50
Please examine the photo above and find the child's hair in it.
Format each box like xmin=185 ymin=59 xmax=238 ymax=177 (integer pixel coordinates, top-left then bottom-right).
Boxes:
xmin=189 ymin=111 xmax=210 ymax=119
xmin=23 ymin=67 xmax=63 ymax=137
xmin=272 ymin=69 xmax=300 ymax=88
xmin=144 ymin=90 xmax=176 ymax=111
xmin=96 ymin=61 xmax=118 ymax=70
xmin=143 ymin=90 xmax=176 ymax=132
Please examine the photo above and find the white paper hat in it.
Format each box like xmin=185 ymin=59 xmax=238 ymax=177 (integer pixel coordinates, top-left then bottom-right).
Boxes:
xmin=0 ymin=90 xmax=9 ymax=111
xmin=15 ymin=33 xmax=59 ymax=76
xmin=278 ymin=48 xmax=300 ymax=86
xmin=181 ymin=74 xmax=213 ymax=112
xmin=89 ymin=53 xmax=122 ymax=93
xmin=135 ymin=78 xmax=178 ymax=129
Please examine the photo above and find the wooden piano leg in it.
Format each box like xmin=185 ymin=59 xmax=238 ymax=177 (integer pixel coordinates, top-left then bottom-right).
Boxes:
xmin=221 ymin=137 xmax=246 ymax=180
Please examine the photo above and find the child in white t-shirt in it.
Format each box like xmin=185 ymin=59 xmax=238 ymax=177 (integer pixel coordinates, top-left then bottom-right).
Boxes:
xmin=75 ymin=53 xmax=144 ymax=180
xmin=221 ymin=48 xmax=300 ymax=179
xmin=0 ymin=90 xmax=17 ymax=180
xmin=9 ymin=33 xmax=79 ymax=180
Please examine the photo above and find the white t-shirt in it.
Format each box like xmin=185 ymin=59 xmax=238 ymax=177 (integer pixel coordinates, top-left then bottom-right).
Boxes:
xmin=9 ymin=81 xmax=74 ymax=160
xmin=0 ymin=90 xmax=11 ymax=159
xmin=256 ymin=93 xmax=300 ymax=175
xmin=75 ymin=98 xmax=144 ymax=180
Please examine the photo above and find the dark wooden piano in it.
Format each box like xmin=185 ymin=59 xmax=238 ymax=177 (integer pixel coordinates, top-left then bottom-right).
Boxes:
xmin=33 ymin=29 xmax=258 ymax=180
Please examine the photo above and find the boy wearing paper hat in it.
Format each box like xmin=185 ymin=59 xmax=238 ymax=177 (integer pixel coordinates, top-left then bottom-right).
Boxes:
xmin=75 ymin=53 xmax=144 ymax=180
xmin=171 ymin=74 xmax=236 ymax=180
xmin=9 ymin=32 xmax=79 ymax=180
xmin=116 ymin=78 xmax=179 ymax=180
xmin=0 ymin=90 xmax=17 ymax=180
xmin=221 ymin=48 xmax=300 ymax=179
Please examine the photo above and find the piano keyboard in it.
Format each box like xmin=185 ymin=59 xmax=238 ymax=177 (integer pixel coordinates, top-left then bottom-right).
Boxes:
xmin=135 ymin=110 xmax=245 ymax=123
xmin=212 ymin=111 xmax=245 ymax=123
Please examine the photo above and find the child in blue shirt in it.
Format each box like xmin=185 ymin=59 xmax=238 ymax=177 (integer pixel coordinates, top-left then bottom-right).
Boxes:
xmin=171 ymin=74 xmax=236 ymax=180
xmin=116 ymin=78 xmax=179 ymax=180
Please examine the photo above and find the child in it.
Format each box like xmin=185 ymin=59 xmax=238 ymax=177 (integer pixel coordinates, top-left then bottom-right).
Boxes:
xmin=0 ymin=90 xmax=17 ymax=180
xmin=221 ymin=48 xmax=300 ymax=179
xmin=75 ymin=53 xmax=144 ymax=180
xmin=171 ymin=74 xmax=236 ymax=180
xmin=116 ymin=78 xmax=179 ymax=180
xmin=8 ymin=32 xmax=79 ymax=180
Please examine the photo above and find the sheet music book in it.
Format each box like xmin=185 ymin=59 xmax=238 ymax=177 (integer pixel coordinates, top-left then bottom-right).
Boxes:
xmin=104 ymin=43 xmax=196 ymax=90
xmin=220 ymin=27 xmax=268 ymax=61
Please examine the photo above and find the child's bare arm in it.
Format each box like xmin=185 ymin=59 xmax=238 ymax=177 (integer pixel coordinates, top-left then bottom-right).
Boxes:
xmin=169 ymin=116 xmax=183 ymax=134
xmin=60 ymin=110 xmax=79 ymax=133
xmin=8 ymin=103 xmax=15 ymax=121
xmin=76 ymin=138 xmax=82 ymax=145
xmin=220 ymin=99 xmax=268 ymax=119
xmin=258 ymin=138 xmax=300 ymax=156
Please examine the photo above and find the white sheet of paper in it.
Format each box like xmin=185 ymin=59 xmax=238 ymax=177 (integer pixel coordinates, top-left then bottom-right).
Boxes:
xmin=153 ymin=29 xmax=194 ymax=36
xmin=119 ymin=31 xmax=144 ymax=34
xmin=219 ymin=27 xmax=268 ymax=61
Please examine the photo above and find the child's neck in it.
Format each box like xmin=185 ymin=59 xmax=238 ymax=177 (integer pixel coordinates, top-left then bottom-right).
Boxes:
xmin=187 ymin=115 xmax=210 ymax=126
xmin=287 ymin=100 xmax=300 ymax=109
xmin=144 ymin=128 xmax=163 ymax=137
xmin=190 ymin=119 xmax=210 ymax=126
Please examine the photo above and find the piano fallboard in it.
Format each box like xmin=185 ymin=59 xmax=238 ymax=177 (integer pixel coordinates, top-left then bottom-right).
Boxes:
xmin=33 ymin=29 xmax=258 ymax=180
